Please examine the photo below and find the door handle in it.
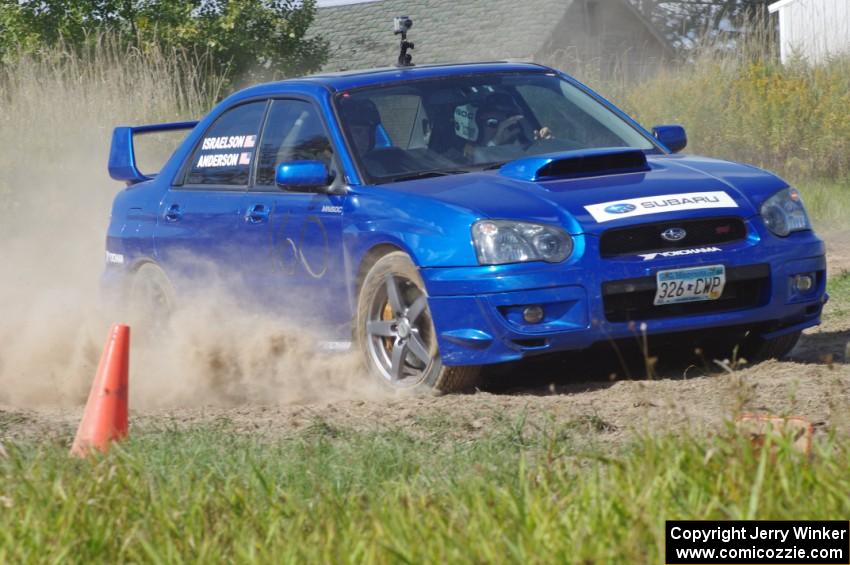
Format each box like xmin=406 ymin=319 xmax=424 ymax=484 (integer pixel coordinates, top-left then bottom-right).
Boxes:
xmin=164 ymin=204 xmax=182 ymax=222
xmin=245 ymin=204 xmax=270 ymax=224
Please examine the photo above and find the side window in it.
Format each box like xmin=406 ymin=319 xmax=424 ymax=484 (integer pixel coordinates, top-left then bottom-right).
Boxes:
xmin=184 ymin=101 xmax=266 ymax=186
xmin=256 ymin=99 xmax=334 ymax=186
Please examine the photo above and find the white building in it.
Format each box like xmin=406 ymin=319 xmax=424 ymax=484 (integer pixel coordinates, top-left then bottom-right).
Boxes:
xmin=769 ymin=0 xmax=850 ymax=63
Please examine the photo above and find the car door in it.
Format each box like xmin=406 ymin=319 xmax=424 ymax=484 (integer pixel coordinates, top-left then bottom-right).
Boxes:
xmin=234 ymin=98 xmax=349 ymax=334
xmin=154 ymin=100 xmax=268 ymax=292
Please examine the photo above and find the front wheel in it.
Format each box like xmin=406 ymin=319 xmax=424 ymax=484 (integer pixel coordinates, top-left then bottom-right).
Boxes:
xmin=744 ymin=331 xmax=801 ymax=361
xmin=355 ymin=252 xmax=480 ymax=393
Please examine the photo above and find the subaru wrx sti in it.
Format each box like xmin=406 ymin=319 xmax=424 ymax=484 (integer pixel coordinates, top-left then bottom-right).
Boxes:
xmin=104 ymin=62 xmax=826 ymax=392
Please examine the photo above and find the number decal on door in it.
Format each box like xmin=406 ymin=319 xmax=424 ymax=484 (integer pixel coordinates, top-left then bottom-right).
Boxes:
xmin=298 ymin=215 xmax=329 ymax=279
xmin=271 ymin=209 xmax=330 ymax=279
xmin=272 ymin=210 xmax=298 ymax=276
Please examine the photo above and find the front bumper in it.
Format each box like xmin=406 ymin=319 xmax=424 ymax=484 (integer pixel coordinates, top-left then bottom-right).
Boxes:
xmin=422 ymin=226 xmax=827 ymax=366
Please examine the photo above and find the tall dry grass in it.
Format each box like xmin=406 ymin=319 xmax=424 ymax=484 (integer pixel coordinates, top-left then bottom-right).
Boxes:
xmin=605 ymin=55 xmax=850 ymax=182
xmin=0 ymin=36 xmax=224 ymax=223
xmin=544 ymin=36 xmax=850 ymax=226
xmin=0 ymin=37 xmax=224 ymax=406
xmin=615 ymin=54 xmax=850 ymax=226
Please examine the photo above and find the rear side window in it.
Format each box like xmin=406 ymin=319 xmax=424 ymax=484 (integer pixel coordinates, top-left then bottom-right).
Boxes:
xmin=185 ymin=101 xmax=266 ymax=186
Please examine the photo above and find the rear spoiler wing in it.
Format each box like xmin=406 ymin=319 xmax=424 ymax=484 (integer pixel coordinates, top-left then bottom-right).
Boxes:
xmin=108 ymin=121 xmax=198 ymax=185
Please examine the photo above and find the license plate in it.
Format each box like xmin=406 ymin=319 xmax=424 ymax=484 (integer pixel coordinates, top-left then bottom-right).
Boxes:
xmin=654 ymin=265 xmax=726 ymax=306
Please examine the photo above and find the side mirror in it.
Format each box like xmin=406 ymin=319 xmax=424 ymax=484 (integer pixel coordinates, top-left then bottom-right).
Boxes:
xmin=652 ymin=125 xmax=687 ymax=154
xmin=275 ymin=160 xmax=332 ymax=191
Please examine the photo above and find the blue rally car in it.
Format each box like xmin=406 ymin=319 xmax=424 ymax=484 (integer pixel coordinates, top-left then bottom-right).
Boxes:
xmin=104 ymin=60 xmax=826 ymax=393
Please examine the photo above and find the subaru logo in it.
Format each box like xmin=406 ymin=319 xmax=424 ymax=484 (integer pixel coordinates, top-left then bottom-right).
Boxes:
xmin=661 ymin=227 xmax=687 ymax=242
xmin=604 ymin=203 xmax=636 ymax=214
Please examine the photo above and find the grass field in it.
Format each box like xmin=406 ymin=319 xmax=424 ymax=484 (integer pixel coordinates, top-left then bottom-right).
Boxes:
xmin=1 ymin=417 xmax=848 ymax=563
xmin=793 ymin=178 xmax=850 ymax=229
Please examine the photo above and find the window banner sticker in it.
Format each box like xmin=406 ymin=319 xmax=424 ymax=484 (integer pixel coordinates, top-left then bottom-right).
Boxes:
xmin=239 ymin=152 xmax=251 ymax=166
xmin=453 ymin=104 xmax=479 ymax=141
xmin=197 ymin=153 xmax=240 ymax=168
xmin=201 ymin=135 xmax=257 ymax=151
xmin=584 ymin=191 xmax=738 ymax=223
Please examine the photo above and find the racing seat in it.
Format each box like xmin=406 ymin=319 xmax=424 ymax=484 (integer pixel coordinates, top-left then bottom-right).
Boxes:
xmin=339 ymin=97 xmax=423 ymax=177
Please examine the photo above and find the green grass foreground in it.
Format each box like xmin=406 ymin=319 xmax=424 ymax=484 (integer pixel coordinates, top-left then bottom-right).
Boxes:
xmin=1 ymin=421 xmax=848 ymax=563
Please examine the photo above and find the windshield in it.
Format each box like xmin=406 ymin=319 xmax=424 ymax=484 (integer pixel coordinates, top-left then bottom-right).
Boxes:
xmin=335 ymin=71 xmax=658 ymax=184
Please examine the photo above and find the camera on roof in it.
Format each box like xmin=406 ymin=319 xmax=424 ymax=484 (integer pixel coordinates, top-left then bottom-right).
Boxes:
xmin=393 ymin=16 xmax=413 ymax=34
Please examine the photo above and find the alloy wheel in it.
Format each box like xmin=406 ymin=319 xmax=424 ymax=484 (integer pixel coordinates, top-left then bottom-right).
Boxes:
xmin=365 ymin=274 xmax=436 ymax=386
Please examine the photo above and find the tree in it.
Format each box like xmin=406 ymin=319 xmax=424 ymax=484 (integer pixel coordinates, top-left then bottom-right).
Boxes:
xmin=0 ymin=0 xmax=327 ymax=82
xmin=629 ymin=0 xmax=774 ymax=50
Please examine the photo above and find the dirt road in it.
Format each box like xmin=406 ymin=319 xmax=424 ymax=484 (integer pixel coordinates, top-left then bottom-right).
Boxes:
xmin=3 ymin=301 xmax=848 ymax=449
xmin=2 ymin=233 xmax=849 ymax=448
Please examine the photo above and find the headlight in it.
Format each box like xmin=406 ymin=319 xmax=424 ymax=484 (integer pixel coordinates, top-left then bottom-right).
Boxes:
xmin=472 ymin=220 xmax=572 ymax=265
xmin=760 ymin=187 xmax=811 ymax=237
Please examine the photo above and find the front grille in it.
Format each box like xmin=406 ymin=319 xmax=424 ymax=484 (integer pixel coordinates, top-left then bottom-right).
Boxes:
xmin=600 ymin=217 xmax=747 ymax=258
xmin=602 ymin=264 xmax=770 ymax=322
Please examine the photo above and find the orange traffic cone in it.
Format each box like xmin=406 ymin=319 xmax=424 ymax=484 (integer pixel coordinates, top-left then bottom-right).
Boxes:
xmin=70 ymin=324 xmax=130 ymax=457
xmin=736 ymin=414 xmax=813 ymax=457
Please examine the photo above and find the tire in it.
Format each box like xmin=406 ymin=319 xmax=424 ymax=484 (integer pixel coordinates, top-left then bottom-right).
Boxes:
xmin=744 ymin=331 xmax=801 ymax=362
xmin=127 ymin=263 xmax=176 ymax=334
xmin=694 ymin=330 xmax=801 ymax=364
xmin=356 ymin=251 xmax=480 ymax=393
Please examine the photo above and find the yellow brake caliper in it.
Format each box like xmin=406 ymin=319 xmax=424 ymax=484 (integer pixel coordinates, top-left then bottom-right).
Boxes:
xmin=382 ymin=302 xmax=395 ymax=355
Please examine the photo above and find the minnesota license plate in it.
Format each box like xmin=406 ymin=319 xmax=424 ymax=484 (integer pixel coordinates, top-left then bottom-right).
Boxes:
xmin=654 ymin=265 xmax=726 ymax=306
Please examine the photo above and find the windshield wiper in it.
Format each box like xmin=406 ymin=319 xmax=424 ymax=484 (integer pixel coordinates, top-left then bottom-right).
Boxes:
xmin=481 ymin=162 xmax=508 ymax=170
xmin=387 ymin=169 xmax=468 ymax=183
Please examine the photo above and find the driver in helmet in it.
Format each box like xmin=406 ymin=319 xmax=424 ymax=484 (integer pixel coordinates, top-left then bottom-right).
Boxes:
xmin=464 ymin=93 xmax=553 ymax=161
xmin=476 ymin=92 xmax=528 ymax=147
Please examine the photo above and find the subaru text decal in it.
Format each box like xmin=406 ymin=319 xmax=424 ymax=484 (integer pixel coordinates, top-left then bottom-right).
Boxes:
xmin=585 ymin=191 xmax=738 ymax=223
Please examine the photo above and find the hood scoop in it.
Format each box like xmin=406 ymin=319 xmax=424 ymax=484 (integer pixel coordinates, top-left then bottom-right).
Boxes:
xmin=499 ymin=147 xmax=650 ymax=182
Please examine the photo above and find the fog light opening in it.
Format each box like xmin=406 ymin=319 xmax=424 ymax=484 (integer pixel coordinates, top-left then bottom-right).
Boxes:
xmin=522 ymin=305 xmax=545 ymax=324
xmin=793 ymin=274 xmax=814 ymax=293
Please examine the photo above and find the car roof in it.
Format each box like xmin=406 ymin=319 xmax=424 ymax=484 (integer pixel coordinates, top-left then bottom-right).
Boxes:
xmin=234 ymin=61 xmax=553 ymax=100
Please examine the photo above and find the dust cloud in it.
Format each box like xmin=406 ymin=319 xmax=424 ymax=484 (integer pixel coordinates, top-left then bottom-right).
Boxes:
xmin=126 ymin=285 xmax=385 ymax=409
xmin=0 ymin=49 xmax=384 ymax=410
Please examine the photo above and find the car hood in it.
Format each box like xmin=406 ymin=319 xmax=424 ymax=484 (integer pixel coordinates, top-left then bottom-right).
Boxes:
xmin=381 ymin=153 xmax=789 ymax=236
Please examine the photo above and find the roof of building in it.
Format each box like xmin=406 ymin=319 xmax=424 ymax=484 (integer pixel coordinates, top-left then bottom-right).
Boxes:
xmin=312 ymin=0 xmax=671 ymax=72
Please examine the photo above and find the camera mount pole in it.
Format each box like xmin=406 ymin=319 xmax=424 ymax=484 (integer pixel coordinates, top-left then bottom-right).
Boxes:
xmin=396 ymin=29 xmax=414 ymax=67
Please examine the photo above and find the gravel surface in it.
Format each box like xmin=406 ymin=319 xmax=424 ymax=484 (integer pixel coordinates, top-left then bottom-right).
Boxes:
xmin=3 ymin=232 xmax=849 ymax=448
